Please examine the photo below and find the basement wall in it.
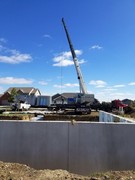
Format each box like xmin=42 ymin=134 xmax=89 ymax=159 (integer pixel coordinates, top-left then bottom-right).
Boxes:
xmin=0 ymin=119 xmax=135 ymax=175
xmin=99 ymin=110 xmax=135 ymax=123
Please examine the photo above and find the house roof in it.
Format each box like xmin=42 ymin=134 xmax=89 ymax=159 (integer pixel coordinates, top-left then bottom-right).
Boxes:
xmin=122 ymin=99 xmax=133 ymax=105
xmin=52 ymin=93 xmax=61 ymax=100
xmin=61 ymin=93 xmax=77 ymax=99
xmin=5 ymin=87 xmax=41 ymax=95
xmin=52 ymin=92 xmax=78 ymax=101
xmin=30 ymin=88 xmax=40 ymax=94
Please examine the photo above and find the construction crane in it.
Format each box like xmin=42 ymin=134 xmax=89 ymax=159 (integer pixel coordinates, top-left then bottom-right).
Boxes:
xmin=62 ymin=18 xmax=87 ymax=95
xmin=62 ymin=18 xmax=94 ymax=107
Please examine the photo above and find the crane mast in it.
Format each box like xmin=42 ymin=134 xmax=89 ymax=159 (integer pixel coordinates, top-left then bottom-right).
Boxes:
xmin=62 ymin=18 xmax=87 ymax=95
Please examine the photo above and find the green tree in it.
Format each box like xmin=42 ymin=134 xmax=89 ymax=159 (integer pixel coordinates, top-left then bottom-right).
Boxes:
xmin=8 ymin=88 xmax=18 ymax=103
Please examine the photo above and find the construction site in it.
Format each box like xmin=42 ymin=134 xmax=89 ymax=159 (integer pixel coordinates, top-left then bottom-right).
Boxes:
xmin=0 ymin=19 xmax=135 ymax=180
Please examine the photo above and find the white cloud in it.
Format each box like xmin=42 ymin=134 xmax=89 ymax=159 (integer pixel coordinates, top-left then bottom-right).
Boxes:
xmin=54 ymin=83 xmax=79 ymax=89
xmin=89 ymin=80 xmax=107 ymax=88
xmin=74 ymin=50 xmax=82 ymax=56
xmin=113 ymin=84 xmax=125 ymax=88
xmin=109 ymin=92 xmax=134 ymax=100
xmin=54 ymin=59 xmax=74 ymax=67
xmin=38 ymin=81 xmax=48 ymax=85
xmin=64 ymin=83 xmax=79 ymax=87
xmin=53 ymin=84 xmax=65 ymax=89
xmin=90 ymin=45 xmax=103 ymax=50
xmin=0 ymin=40 xmax=32 ymax=64
xmin=0 ymin=42 xmax=6 ymax=52
xmin=78 ymin=59 xmax=85 ymax=64
xmin=0 ymin=38 xmax=7 ymax=43
xmin=0 ymin=44 xmax=4 ymax=52
xmin=43 ymin=34 xmax=52 ymax=39
xmin=128 ymin=82 xmax=135 ymax=86
xmin=52 ymin=50 xmax=84 ymax=67
xmin=57 ymin=76 xmax=64 ymax=79
xmin=103 ymin=88 xmax=117 ymax=91
xmin=0 ymin=86 xmax=3 ymax=92
xmin=0 ymin=53 xmax=32 ymax=64
xmin=95 ymin=91 xmax=134 ymax=102
xmin=0 ymin=77 xmax=33 ymax=84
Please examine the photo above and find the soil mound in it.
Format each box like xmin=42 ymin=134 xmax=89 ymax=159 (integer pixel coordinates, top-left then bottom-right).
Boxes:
xmin=0 ymin=161 xmax=135 ymax=180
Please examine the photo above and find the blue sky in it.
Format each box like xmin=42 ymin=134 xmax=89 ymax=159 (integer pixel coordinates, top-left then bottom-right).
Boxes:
xmin=0 ymin=0 xmax=135 ymax=102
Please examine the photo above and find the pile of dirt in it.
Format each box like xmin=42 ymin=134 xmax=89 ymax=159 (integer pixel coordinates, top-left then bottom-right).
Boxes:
xmin=0 ymin=161 xmax=90 ymax=180
xmin=0 ymin=161 xmax=135 ymax=180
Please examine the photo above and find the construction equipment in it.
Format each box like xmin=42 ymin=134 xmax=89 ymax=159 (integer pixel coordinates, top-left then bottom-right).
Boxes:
xmin=62 ymin=18 xmax=87 ymax=95
xmin=61 ymin=18 xmax=94 ymax=113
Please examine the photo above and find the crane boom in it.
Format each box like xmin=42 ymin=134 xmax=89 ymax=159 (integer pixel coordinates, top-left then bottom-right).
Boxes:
xmin=62 ymin=18 xmax=87 ymax=94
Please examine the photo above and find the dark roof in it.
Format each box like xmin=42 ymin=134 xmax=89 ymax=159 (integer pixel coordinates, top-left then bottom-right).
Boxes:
xmin=31 ymin=88 xmax=41 ymax=94
xmin=52 ymin=92 xmax=78 ymax=100
xmin=61 ymin=93 xmax=77 ymax=98
xmin=122 ymin=99 xmax=133 ymax=105
xmin=52 ymin=93 xmax=61 ymax=100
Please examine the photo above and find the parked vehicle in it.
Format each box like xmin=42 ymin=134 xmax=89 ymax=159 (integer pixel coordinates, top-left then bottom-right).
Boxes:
xmin=11 ymin=102 xmax=31 ymax=111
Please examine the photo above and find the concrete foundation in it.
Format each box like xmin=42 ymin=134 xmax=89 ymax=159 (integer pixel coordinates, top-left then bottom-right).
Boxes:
xmin=99 ymin=110 xmax=135 ymax=123
xmin=0 ymin=119 xmax=135 ymax=175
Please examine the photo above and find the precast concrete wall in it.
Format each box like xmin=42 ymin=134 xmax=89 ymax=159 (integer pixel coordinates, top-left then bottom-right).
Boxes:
xmin=0 ymin=120 xmax=135 ymax=175
xmin=99 ymin=110 xmax=135 ymax=123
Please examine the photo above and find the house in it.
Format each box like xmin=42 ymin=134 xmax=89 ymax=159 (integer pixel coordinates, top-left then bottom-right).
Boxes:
xmin=0 ymin=87 xmax=41 ymax=106
xmin=52 ymin=92 xmax=95 ymax=105
xmin=0 ymin=92 xmax=11 ymax=105
xmin=122 ymin=99 xmax=135 ymax=106
xmin=52 ymin=93 xmax=77 ymax=105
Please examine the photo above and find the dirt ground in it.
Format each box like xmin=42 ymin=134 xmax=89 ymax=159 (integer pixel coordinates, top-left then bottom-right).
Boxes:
xmin=0 ymin=161 xmax=135 ymax=180
xmin=44 ymin=111 xmax=99 ymax=122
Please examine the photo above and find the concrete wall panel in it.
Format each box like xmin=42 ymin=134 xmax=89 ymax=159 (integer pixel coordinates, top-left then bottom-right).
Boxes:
xmin=0 ymin=120 xmax=135 ymax=175
xmin=69 ymin=123 xmax=135 ymax=175
xmin=0 ymin=121 xmax=69 ymax=170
